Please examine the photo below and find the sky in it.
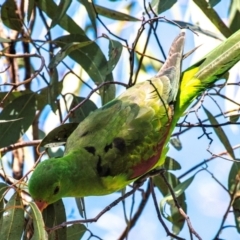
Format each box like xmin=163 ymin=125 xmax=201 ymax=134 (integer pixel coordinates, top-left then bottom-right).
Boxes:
xmin=1 ymin=0 xmax=240 ymax=239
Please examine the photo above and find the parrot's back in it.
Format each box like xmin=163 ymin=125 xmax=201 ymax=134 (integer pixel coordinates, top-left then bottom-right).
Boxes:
xmin=65 ymin=31 xmax=185 ymax=193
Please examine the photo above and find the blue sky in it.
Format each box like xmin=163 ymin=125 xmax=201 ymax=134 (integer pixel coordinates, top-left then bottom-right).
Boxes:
xmin=1 ymin=0 xmax=240 ymax=239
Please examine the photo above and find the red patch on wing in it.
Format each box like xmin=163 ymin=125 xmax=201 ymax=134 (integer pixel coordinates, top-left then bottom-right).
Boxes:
xmin=130 ymin=143 xmax=163 ymax=179
xmin=130 ymin=109 xmax=173 ymax=179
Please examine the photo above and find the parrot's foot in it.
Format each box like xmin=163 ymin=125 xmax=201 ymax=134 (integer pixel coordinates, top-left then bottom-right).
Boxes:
xmin=133 ymin=168 xmax=165 ymax=187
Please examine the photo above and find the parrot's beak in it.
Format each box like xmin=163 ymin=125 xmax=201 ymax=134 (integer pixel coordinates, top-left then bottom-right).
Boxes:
xmin=35 ymin=200 xmax=48 ymax=212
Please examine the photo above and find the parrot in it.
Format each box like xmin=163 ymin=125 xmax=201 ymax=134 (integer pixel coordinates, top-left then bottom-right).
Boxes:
xmin=28 ymin=31 xmax=185 ymax=211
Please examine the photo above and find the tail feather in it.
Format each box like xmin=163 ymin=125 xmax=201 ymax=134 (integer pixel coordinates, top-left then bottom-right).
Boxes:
xmin=157 ymin=30 xmax=185 ymax=102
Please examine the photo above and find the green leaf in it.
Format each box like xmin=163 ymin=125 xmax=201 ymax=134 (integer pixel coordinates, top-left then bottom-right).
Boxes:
xmin=48 ymin=200 xmax=67 ymax=240
xmin=50 ymin=0 xmax=72 ymax=28
xmin=29 ymin=202 xmax=48 ymax=240
xmin=209 ymin=0 xmax=221 ymax=7
xmin=169 ymin=20 xmax=223 ymax=40
xmin=49 ymin=41 xmax=94 ymax=69
xmin=1 ymin=0 xmax=22 ymax=31
xmin=163 ymin=157 xmax=181 ymax=170
xmin=0 ymin=192 xmax=24 ymax=239
xmin=77 ymin=0 xmax=97 ymax=33
xmin=69 ymin=96 xmax=98 ymax=123
xmin=230 ymin=114 xmax=240 ymax=122
xmin=67 ymin=224 xmax=87 ymax=240
xmin=42 ymin=204 xmax=55 ymax=228
xmin=99 ymin=37 xmax=122 ymax=104
xmin=232 ymin=197 xmax=240 ymax=233
xmin=228 ymin=162 xmax=240 ymax=232
xmin=0 ymin=90 xmax=33 ymax=108
xmin=160 ymin=175 xmax=194 ymax=206
xmin=229 ymin=0 xmax=240 ymax=33
xmin=54 ymin=34 xmax=116 ymax=104
xmin=0 ymin=183 xmax=8 ymax=220
xmin=154 ymin=172 xmax=190 ymax=234
xmin=228 ymin=162 xmax=240 ymax=193
xmin=203 ymin=106 xmax=235 ymax=159
xmin=36 ymin=0 xmax=85 ymax=34
xmin=150 ymin=0 xmax=177 ymax=14
xmin=27 ymin=0 xmax=35 ymax=23
xmin=93 ymin=4 xmax=140 ymax=21
xmin=40 ymin=123 xmax=79 ymax=148
xmin=37 ymin=82 xmax=63 ymax=111
xmin=75 ymin=198 xmax=86 ymax=219
xmin=0 ymin=93 xmax=36 ymax=148
xmin=170 ymin=137 xmax=182 ymax=151
xmin=47 ymin=68 xmax=60 ymax=111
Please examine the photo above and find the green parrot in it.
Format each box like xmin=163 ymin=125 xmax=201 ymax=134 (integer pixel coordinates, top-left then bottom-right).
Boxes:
xmin=28 ymin=31 xmax=186 ymax=210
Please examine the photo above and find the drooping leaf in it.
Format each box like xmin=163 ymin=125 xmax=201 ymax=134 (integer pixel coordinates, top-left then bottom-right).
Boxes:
xmin=77 ymin=0 xmax=97 ymax=33
xmin=154 ymin=172 xmax=191 ymax=234
xmin=67 ymin=224 xmax=87 ymax=240
xmin=164 ymin=157 xmax=181 ymax=171
xmin=54 ymin=34 xmax=116 ymax=104
xmin=93 ymin=4 xmax=140 ymax=21
xmin=99 ymin=37 xmax=123 ymax=104
xmin=1 ymin=0 xmax=22 ymax=31
xmin=48 ymin=200 xmax=67 ymax=240
xmin=40 ymin=123 xmax=79 ymax=148
xmin=0 ymin=93 xmax=36 ymax=148
xmin=75 ymin=198 xmax=86 ymax=219
xmin=203 ymin=106 xmax=235 ymax=159
xmin=0 ymin=183 xmax=9 ymax=219
xmin=228 ymin=162 xmax=240 ymax=232
xmin=229 ymin=0 xmax=240 ymax=33
xmin=150 ymin=0 xmax=177 ymax=14
xmin=166 ymin=20 xmax=223 ymax=40
xmin=159 ymin=175 xmax=195 ymax=206
xmin=0 ymin=192 xmax=24 ymax=239
xmin=35 ymin=0 xmax=85 ymax=34
xmin=229 ymin=114 xmax=240 ymax=122
xmin=209 ymin=0 xmax=221 ymax=7
xmin=170 ymin=137 xmax=182 ymax=151
xmin=47 ymin=68 xmax=61 ymax=111
xmin=27 ymin=0 xmax=35 ymax=23
xmin=50 ymin=0 xmax=72 ymax=28
xmin=69 ymin=96 xmax=98 ymax=123
xmin=42 ymin=204 xmax=55 ymax=229
xmin=30 ymin=202 xmax=48 ymax=240
xmin=37 ymin=82 xmax=63 ymax=111
xmin=49 ymin=41 xmax=94 ymax=69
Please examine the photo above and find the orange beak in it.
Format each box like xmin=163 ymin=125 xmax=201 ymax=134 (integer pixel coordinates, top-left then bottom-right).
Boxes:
xmin=35 ymin=200 xmax=48 ymax=212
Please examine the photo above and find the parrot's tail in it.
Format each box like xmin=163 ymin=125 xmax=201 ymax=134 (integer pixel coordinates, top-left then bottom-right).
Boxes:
xmin=157 ymin=30 xmax=185 ymax=103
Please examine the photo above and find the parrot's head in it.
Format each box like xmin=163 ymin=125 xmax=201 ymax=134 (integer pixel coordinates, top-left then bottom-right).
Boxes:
xmin=28 ymin=158 xmax=66 ymax=211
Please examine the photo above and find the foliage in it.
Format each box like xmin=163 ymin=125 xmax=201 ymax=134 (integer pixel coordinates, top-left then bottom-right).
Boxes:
xmin=0 ymin=0 xmax=240 ymax=239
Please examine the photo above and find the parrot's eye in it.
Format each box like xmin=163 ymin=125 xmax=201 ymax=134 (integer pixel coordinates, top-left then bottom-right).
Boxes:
xmin=53 ymin=186 xmax=60 ymax=195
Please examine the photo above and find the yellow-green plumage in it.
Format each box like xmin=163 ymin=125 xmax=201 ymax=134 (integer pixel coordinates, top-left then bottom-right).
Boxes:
xmin=28 ymin=31 xmax=185 ymax=208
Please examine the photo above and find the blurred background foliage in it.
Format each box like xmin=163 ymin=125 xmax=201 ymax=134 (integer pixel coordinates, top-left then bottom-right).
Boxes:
xmin=0 ymin=0 xmax=240 ymax=239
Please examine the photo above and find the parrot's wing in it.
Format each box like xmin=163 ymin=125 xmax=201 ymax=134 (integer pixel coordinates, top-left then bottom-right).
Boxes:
xmin=65 ymin=31 xmax=186 ymax=183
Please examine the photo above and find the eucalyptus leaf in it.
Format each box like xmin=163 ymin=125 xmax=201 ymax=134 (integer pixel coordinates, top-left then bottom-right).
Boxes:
xmin=0 ymin=93 xmax=36 ymax=148
xmin=67 ymin=224 xmax=87 ymax=240
xmin=69 ymin=96 xmax=98 ymax=123
xmin=50 ymin=0 xmax=72 ymax=28
xmin=1 ymin=0 xmax=22 ymax=31
xmin=203 ymin=106 xmax=235 ymax=159
xmin=41 ymin=123 xmax=79 ymax=148
xmin=0 ymin=192 xmax=24 ymax=239
xmin=30 ymin=202 xmax=48 ymax=240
